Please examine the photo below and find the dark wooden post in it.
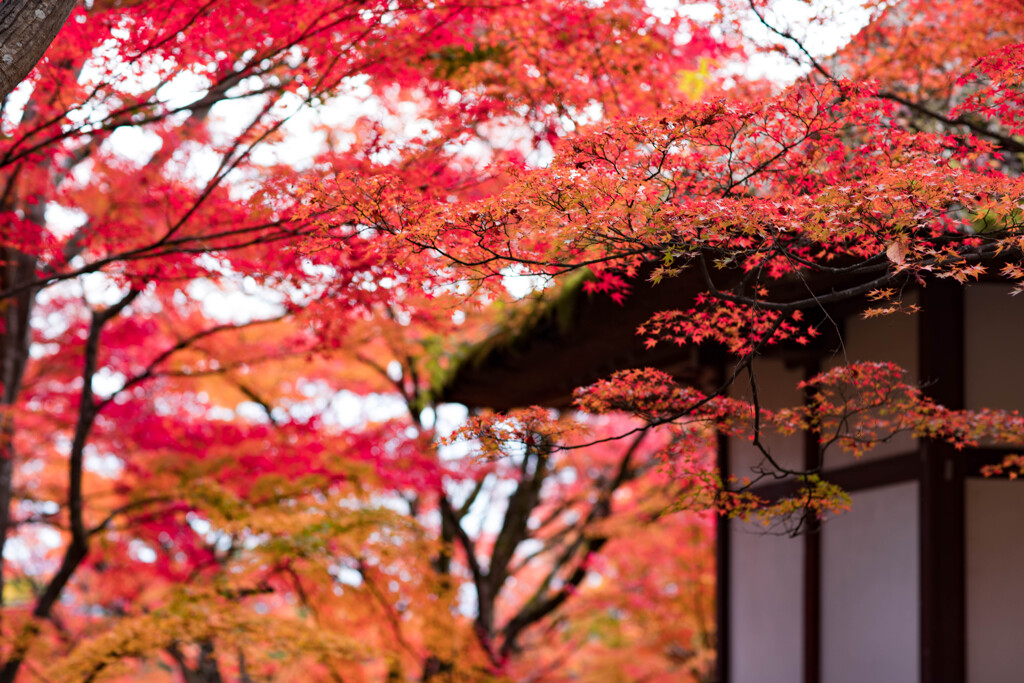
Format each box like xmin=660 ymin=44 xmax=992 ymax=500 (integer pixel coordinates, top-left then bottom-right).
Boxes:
xmin=715 ymin=429 xmax=731 ymax=683
xmin=803 ymin=362 xmax=821 ymax=683
xmin=918 ymin=280 xmax=966 ymax=683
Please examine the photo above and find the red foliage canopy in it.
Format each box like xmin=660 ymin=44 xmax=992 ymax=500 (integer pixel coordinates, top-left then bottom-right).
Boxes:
xmin=1 ymin=0 xmax=1023 ymax=680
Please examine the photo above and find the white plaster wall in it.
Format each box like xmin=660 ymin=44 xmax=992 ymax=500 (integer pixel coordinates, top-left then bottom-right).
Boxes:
xmin=966 ymin=479 xmax=1024 ymax=683
xmin=965 ymin=284 xmax=1024 ymax=414
xmin=821 ymin=481 xmax=920 ymax=683
xmin=729 ymin=519 xmax=804 ymax=683
xmin=822 ymin=295 xmax=919 ymax=468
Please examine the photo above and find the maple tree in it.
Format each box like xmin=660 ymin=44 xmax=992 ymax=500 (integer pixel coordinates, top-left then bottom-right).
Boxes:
xmin=0 ymin=0 xmax=721 ymax=680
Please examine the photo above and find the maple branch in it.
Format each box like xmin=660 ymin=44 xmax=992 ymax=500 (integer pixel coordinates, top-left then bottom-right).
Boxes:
xmin=0 ymin=0 xmax=221 ymax=162
xmin=0 ymin=78 xmax=279 ymax=168
xmin=87 ymin=496 xmax=173 ymax=537
xmin=282 ymin=564 xmax=321 ymax=624
xmin=95 ymin=313 xmax=289 ymax=413
xmin=230 ymin=380 xmax=281 ymax=426
xmin=434 ymin=478 xmax=484 ymax=578
xmin=0 ymin=217 xmax=317 ymax=302
xmin=457 ymin=478 xmax=486 ymax=520
xmin=0 ymin=0 xmax=390 ymax=168
xmin=0 ymin=288 xmax=139 ymax=683
xmin=556 ymin=329 xmax=768 ymax=455
xmin=45 ymin=289 xmax=140 ymax=587
xmin=877 ymin=90 xmax=1024 ymax=156
xmin=355 ymin=558 xmax=422 ymax=662
xmin=238 ymin=650 xmax=255 ymax=683
xmin=356 ymin=351 xmax=413 ymax=405
xmin=166 ymin=640 xmax=224 ymax=683
xmin=506 ymin=507 xmax=583 ymax=578
xmin=694 ymin=250 xmax=881 ymax=313
xmin=746 ymin=0 xmax=837 ymax=84
xmin=747 ymin=0 xmax=1024 ymax=156
xmin=746 ymin=360 xmax=802 ymax=478
xmin=486 ymin=444 xmax=550 ymax=610
xmin=439 ymin=494 xmax=483 ymax=585
xmin=499 ymin=432 xmax=644 ymax=657
xmin=398 ymin=228 xmax=653 ymax=276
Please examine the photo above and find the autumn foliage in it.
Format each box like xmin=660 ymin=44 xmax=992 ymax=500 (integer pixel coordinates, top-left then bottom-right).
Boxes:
xmin=0 ymin=0 xmax=1023 ymax=680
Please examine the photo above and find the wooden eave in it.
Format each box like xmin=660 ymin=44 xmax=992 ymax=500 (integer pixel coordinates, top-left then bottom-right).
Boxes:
xmin=435 ymin=266 xmax=717 ymax=410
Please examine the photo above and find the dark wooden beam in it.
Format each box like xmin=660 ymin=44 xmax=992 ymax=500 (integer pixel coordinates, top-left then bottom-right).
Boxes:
xmin=918 ymin=280 xmax=966 ymax=683
xmin=746 ymin=452 xmax=920 ymax=502
xmin=715 ymin=430 xmax=730 ymax=683
xmin=744 ymin=446 xmax=1017 ymax=500
xmin=440 ymin=269 xmax=710 ymax=410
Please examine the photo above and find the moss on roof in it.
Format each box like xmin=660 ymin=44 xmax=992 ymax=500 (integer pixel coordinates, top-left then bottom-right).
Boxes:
xmin=427 ymin=269 xmax=596 ymax=404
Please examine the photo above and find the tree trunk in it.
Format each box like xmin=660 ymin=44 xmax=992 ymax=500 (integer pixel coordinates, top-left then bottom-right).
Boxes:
xmin=0 ymin=247 xmax=36 ymax=615
xmin=169 ymin=641 xmax=225 ymax=683
xmin=0 ymin=0 xmax=77 ymax=101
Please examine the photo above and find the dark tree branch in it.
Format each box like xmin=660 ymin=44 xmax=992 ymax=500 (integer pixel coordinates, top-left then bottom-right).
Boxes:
xmin=0 ymin=288 xmax=139 ymax=682
xmin=499 ymin=432 xmax=645 ymax=657
xmin=484 ymin=443 xmax=551 ymax=633
xmin=0 ymin=246 xmax=38 ymax=622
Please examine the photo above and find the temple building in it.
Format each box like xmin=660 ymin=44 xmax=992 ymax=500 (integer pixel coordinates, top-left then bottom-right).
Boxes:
xmin=439 ymin=273 xmax=1024 ymax=683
